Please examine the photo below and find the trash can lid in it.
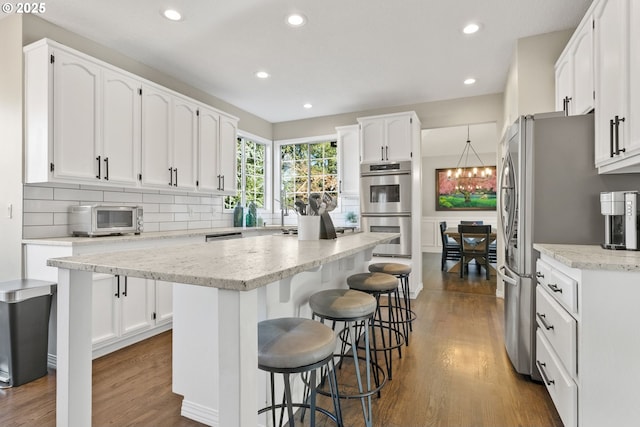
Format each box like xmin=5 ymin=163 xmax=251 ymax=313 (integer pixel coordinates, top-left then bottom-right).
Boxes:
xmin=0 ymin=279 xmax=55 ymax=303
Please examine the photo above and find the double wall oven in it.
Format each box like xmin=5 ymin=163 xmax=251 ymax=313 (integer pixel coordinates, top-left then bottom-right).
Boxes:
xmin=360 ymin=161 xmax=412 ymax=257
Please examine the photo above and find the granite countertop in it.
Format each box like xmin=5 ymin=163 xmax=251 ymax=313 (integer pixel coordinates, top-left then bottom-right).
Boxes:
xmin=22 ymin=226 xmax=284 ymax=246
xmin=47 ymin=232 xmax=396 ymax=291
xmin=534 ymin=243 xmax=640 ymax=271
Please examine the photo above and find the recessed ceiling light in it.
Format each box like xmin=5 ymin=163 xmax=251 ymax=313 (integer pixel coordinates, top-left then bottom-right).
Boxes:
xmin=463 ymin=23 xmax=480 ymax=34
xmin=303 ymin=103 xmax=313 ymax=109
xmin=464 ymin=78 xmax=476 ymax=85
xmin=255 ymin=71 xmax=270 ymax=79
xmin=163 ymin=9 xmax=182 ymax=21
xmin=287 ymin=13 xmax=307 ymax=27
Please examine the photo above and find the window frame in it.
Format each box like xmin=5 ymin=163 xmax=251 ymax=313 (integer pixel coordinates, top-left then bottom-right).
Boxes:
xmin=274 ymin=133 xmax=339 ymax=213
xmin=224 ymin=130 xmax=272 ymax=212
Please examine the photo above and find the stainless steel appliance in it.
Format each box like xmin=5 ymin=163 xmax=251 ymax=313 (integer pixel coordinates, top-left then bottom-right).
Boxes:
xmin=600 ymin=191 xmax=640 ymax=250
xmin=360 ymin=161 xmax=412 ymax=257
xmin=498 ymin=113 xmax=639 ymax=380
xmin=70 ymin=205 xmax=143 ymax=236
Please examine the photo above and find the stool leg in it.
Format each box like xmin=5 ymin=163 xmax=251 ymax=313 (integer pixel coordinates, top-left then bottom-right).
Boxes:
xmin=283 ymin=373 xmax=295 ymax=427
xmin=348 ymin=320 xmax=372 ymax=427
xmin=403 ymin=275 xmax=413 ymax=333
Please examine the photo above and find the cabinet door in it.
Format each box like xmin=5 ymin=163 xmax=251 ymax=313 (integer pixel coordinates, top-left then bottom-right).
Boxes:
xmin=337 ymin=125 xmax=360 ymax=196
xmin=172 ymin=97 xmax=198 ymax=190
xmin=198 ymin=107 xmax=221 ymax=191
xmin=92 ymin=273 xmax=119 ymax=347
xmin=155 ymin=280 xmax=173 ymax=326
xmin=628 ymin=0 xmax=640 ymax=154
xmin=594 ymin=0 xmax=629 ymax=164
xmin=119 ymin=276 xmax=154 ymax=338
xmin=555 ymin=55 xmax=574 ymax=114
xmin=385 ymin=116 xmax=412 ymax=161
xmin=571 ymin=20 xmax=594 ymax=115
xmin=219 ymin=115 xmax=239 ymax=194
xmin=360 ymin=119 xmax=385 ymax=163
xmin=52 ymin=49 xmax=101 ymax=181
xmin=141 ymin=85 xmax=172 ymax=188
xmin=102 ymin=68 xmax=141 ymax=186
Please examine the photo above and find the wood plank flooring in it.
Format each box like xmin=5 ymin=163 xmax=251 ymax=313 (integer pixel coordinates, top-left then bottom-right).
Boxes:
xmin=0 ymin=253 xmax=563 ymax=427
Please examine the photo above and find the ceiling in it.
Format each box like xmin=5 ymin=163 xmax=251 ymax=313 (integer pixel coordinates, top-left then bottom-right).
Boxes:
xmin=33 ymin=0 xmax=592 ymax=123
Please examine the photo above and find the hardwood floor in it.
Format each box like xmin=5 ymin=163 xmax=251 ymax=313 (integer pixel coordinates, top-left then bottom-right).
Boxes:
xmin=0 ymin=253 xmax=562 ymax=427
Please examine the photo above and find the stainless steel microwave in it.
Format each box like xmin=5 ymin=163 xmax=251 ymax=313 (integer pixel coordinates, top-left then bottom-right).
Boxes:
xmin=69 ymin=205 xmax=143 ymax=237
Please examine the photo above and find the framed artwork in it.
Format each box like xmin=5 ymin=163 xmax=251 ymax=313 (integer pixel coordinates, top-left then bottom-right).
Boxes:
xmin=435 ymin=166 xmax=497 ymax=211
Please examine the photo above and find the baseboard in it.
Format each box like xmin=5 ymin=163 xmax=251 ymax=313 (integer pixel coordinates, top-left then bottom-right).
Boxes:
xmin=181 ymin=399 xmax=219 ymax=427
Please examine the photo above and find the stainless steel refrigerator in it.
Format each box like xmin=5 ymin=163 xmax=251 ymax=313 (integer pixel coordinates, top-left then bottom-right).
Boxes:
xmin=498 ymin=112 xmax=638 ymax=380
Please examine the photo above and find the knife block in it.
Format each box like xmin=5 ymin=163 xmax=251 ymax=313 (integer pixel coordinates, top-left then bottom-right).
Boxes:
xmin=319 ymin=213 xmax=337 ymax=239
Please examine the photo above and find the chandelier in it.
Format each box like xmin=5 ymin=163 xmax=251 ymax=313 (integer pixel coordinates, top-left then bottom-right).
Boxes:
xmin=447 ymin=125 xmax=492 ymax=191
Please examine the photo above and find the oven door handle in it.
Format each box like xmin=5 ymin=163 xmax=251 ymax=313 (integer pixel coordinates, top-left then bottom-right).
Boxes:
xmin=361 ymin=213 xmax=411 ymax=217
xmin=360 ymin=170 xmax=411 ymax=177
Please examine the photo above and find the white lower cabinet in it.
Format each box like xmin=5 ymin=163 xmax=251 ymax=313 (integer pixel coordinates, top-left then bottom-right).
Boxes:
xmin=536 ymin=253 xmax=640 ymax=427
xmin=92 ymin=274 xmax=169 ymax=353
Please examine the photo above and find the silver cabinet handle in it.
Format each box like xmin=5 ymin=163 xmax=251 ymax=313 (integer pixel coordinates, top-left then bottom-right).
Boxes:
xmin=536 ymin=312 xmax=554 ymax=330
xmin=169 ymin=167 xmax=173 ymax=186
xmin=536 ymin=360 xmax=555 ymax=386
xmin=96 ymin=155 xmax=101 ymax=179
xmin=104 ymin=157 xmax=109 ymax=180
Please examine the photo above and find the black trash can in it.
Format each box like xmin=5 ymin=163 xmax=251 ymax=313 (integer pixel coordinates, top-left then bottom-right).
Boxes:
xmin=0 ymin=279 xmax=54 ymax=387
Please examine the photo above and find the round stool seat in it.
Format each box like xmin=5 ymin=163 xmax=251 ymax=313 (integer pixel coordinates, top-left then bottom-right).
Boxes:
xmin=309 ymin=289 xmax=377 ymax=320
xmin=368 ymin=262 xmax=411 ymax=276
xmin=258 ymin=318 xmax=336 ymax=370
xmin=347 ymin=272 xmax=397 ymax=293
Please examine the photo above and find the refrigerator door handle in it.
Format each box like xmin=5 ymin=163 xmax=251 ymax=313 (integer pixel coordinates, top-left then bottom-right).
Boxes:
xmin=498 ymin=264 xmax=519 ymax=286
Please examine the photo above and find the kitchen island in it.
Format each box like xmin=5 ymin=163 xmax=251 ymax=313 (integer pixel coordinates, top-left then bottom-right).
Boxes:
xmin=47 ymin=232 xmax=397 ymax=427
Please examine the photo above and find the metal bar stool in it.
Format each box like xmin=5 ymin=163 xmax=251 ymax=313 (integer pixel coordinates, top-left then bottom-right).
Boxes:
xmin=368 ymin=262 xmax=416 ymax=345
xmin=258 ymin=317 xmax=343 ymax=427
xmin=309 ymin=289 xmax=382 ymax=427
xmin=347 ymin=272 xmax=405 ymax=381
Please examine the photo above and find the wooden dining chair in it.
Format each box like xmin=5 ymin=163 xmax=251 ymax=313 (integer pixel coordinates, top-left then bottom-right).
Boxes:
xmin=439 ymin=221 xmax=461 ymax=271
xmin=458 ymin=224 xmax=491 ymax=279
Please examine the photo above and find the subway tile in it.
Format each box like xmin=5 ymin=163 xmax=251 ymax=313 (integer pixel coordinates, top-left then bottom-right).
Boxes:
xmin=174 ymin=212 xmax=199 ymax=222
xmin=159 ymin=221 xmax=188 ymax=231
xmin=188 ymin=221 xmax=212 ymax=229
xmin=24 ymin=199 xmax=79 ymax=213
xmin=103 ymin=191 xmax=143 ymax=203
xmin=24 ymin=186 xmax=54 ymax=200
xmin=54 ymin=212 xmax=70 ymax=225
xmin=159 ymin=204 xmax=188 ymax=213
xmin=143 ymin=193 xmax=174 ymax=204
xmin=23 ymin=225 xmax=70 ymax=239
xmin=23 ymin=212 xmax=54 ymax=226
xmin=174 ymin=195 xmax=200 ymax=204
xmin=54 ymin=188 xmax=103 ymax=202
xmin=140 ymin=203 xmax=160 ymax=213
xmin=144 ymin=212 xmax=174 ymax=223
xmin=141 ymin=222 xmax=159 ymax=232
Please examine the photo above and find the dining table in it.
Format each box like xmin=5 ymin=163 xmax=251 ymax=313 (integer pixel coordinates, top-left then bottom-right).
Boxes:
xmin=444 ymin=227 xmax=497 ymax=274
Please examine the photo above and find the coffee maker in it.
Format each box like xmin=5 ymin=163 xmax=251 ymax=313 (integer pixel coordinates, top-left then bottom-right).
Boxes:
xmin=600 ymin=191 xmax=640 ymax=250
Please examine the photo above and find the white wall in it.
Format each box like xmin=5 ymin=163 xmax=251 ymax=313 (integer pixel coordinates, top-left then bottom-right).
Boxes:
xmin=0 ymin=15 xmax=24 ymax=280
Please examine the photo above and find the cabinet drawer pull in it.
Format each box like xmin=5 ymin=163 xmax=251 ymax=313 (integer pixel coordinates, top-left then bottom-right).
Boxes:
xmin=115 ymin=275 xmax=120 ymax=298
xmin=96 ymin=155 xmax=101 ymax=179
xmin=122 ymin=276 xmax=128 ymax=297
xmin=536 ymin=360 xmax=555 ymax=386
xmin=380 ymin=146 xmax=384 ymax=161
xmin=547 ymin=283 xmax=563 ymax=293
xmin=536 ymin=312 xmax=554 ymax=330
xmin=615 ymin=116 xmax=626 ymax=155
xmin=610 ymin=118 xmax=615 ymax=157
xmin=104 ymin=157 xmax=109 ymax=180
xmin=174 ymin=168 xmax=178 ymax=187
xmin=169 ymin=167 xmax=173 ymax=186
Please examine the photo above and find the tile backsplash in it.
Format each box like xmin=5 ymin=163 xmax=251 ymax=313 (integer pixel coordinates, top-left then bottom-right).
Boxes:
xmin=23 ymin=183 xmax=361 ymax=239
xmin=23 ymin=183 xmax=233 ymax=239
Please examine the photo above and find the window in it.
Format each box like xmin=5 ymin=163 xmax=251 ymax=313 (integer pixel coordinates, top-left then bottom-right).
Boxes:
xmin=280 ymin=140 xmax=338 ymax=208
xmin=224 ymin=136 xmax=267 ymax=209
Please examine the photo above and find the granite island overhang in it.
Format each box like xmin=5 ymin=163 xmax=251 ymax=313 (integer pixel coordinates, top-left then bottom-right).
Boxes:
xmin=47 ymin=232 xmax=399 ymax=427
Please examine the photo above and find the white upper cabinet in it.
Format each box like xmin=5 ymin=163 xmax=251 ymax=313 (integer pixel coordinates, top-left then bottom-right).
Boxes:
xmin=141 ymin=86 xmax=198 ymax=191
xmin=197 ymin=106 xmax=238 ymax=194
xmin=25 ymin=39 xmax=142 ymax=186
xmin=358 ymin=112 xmax=416 ymax=163
xmin=592 ymin=0 xmax=640 ymax=173
xmin=24 ymin=38 xmax=239 ymax=192
xmin=336 ymin=125 xmax=360 ymax=197
xmin=555 ymin=14 xmax=594 ymax=116
xmin=102 ymin=68 xmax=141 ymax=185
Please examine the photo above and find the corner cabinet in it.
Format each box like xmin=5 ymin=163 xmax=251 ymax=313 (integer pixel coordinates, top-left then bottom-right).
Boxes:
xmin=336 ymin=125 xmax=360 ymax=197
xmin=358 ymin=112 xmax=418 ymax=163
xmin=592 ymin=0 xmax=640 ymax=173
xmin=24 ymin=39 xmax=141 ymax=187
xmin=198 ymin=106 xmax=238 ymax=194
xmin=535 ymin=250 xmax=640 ymax=427
xmin=24 ymin=38 xmax=239 ymax=194
xmin=555 ymin=12 xmax=594 ymax=116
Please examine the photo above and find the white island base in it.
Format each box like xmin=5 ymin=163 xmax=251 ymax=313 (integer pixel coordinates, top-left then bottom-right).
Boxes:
xmin=49 ymin=233 xmax=392 ymax=427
